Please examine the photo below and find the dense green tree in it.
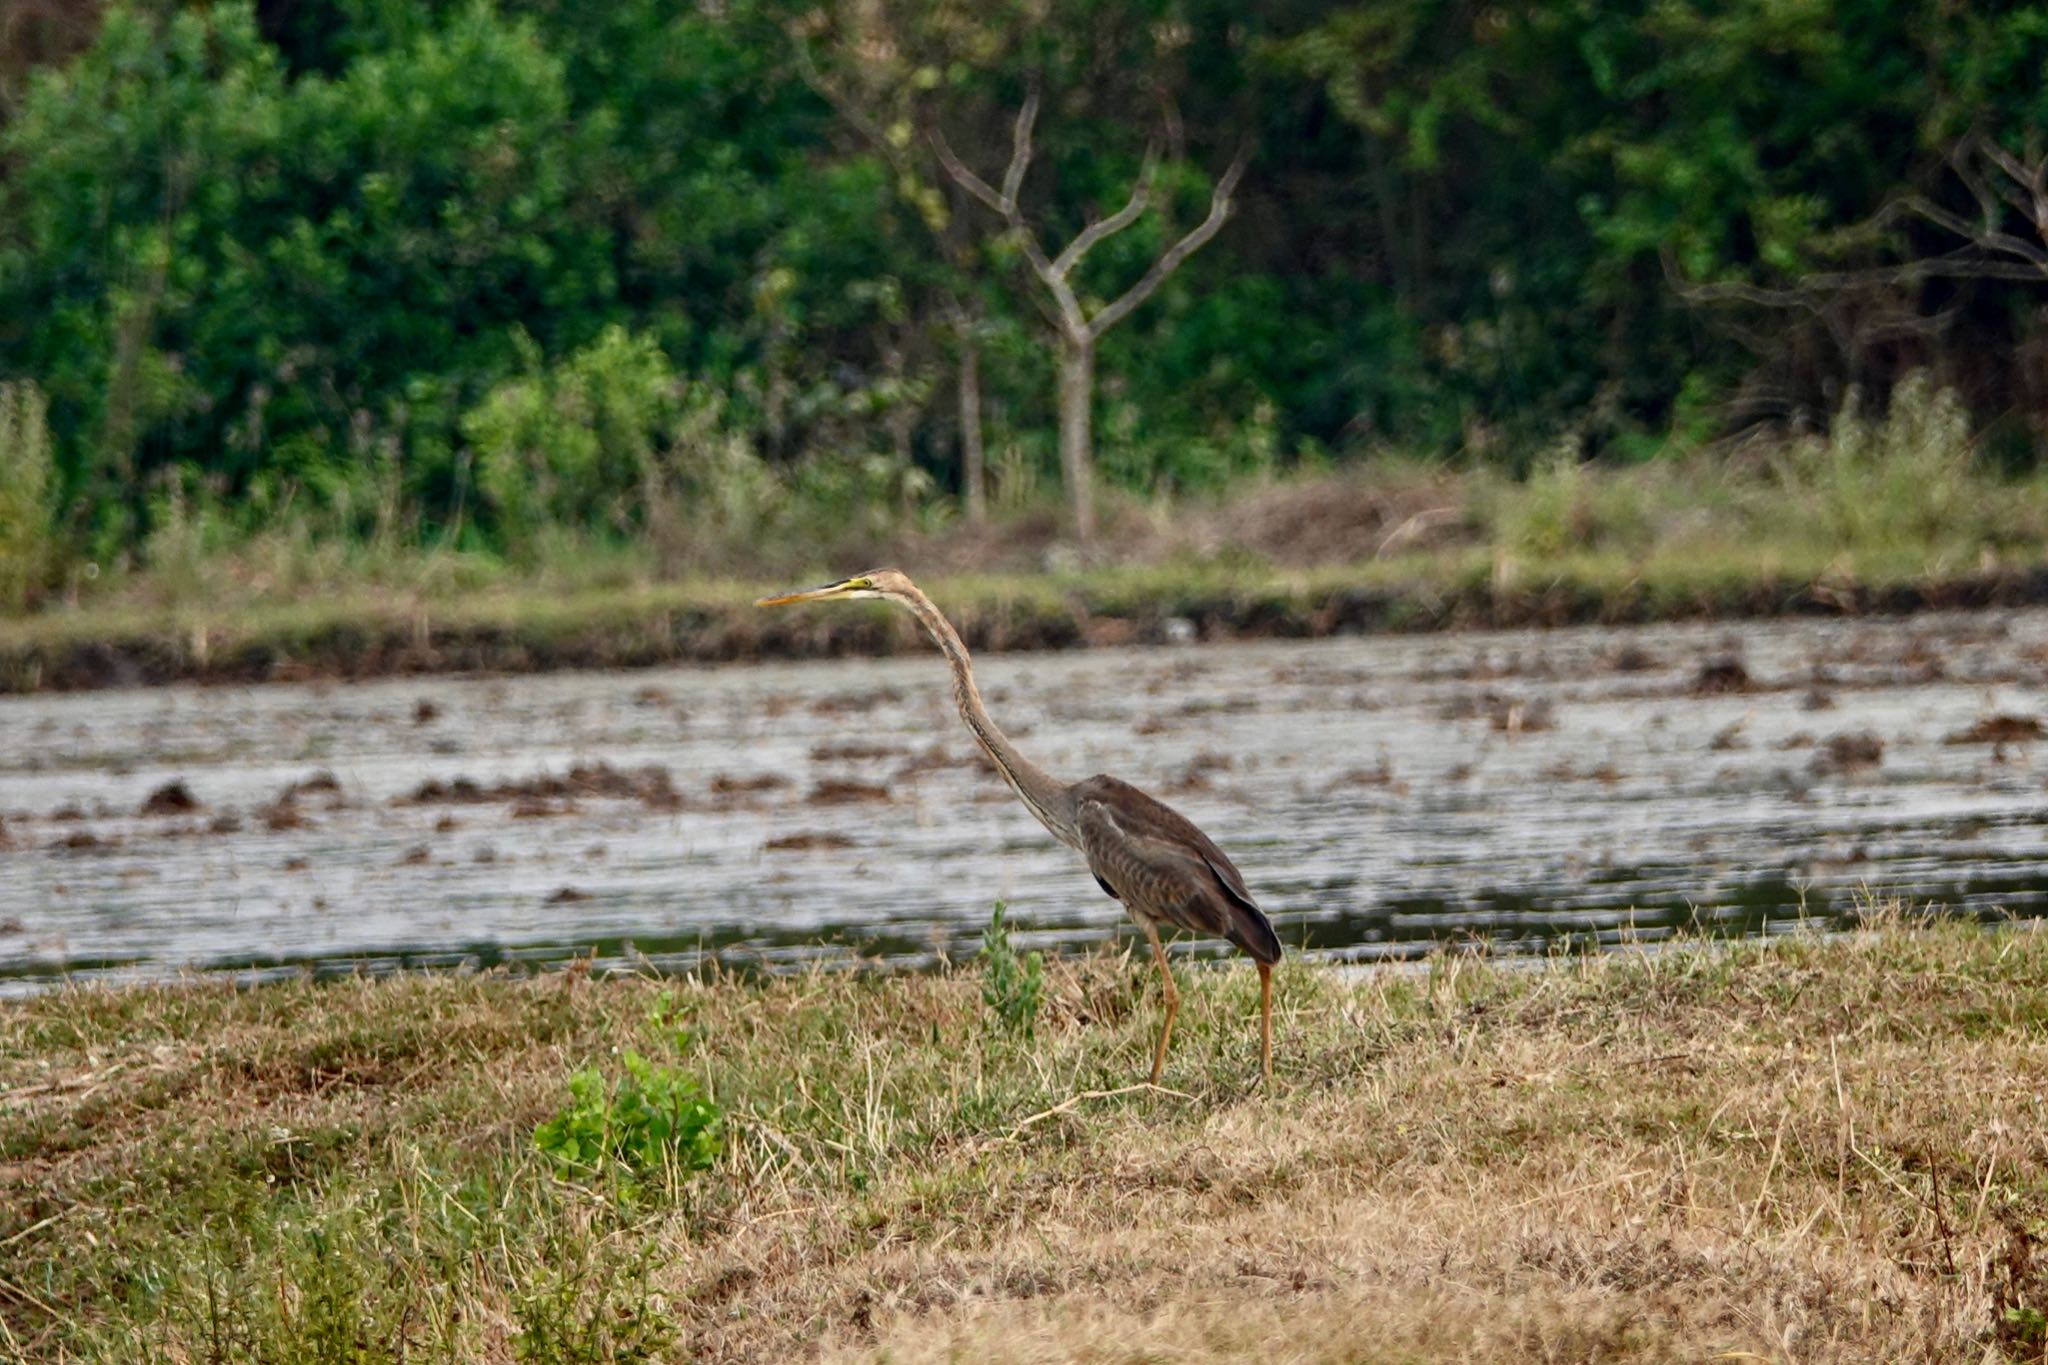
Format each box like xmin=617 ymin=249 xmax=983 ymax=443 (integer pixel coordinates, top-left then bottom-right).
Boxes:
xmin=1 ymin=0 xmax=2045 ymax=574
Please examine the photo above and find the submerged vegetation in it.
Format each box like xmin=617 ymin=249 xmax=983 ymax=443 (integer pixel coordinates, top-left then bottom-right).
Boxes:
xmin=3 ymin=913 xmax=2046 ymax=1361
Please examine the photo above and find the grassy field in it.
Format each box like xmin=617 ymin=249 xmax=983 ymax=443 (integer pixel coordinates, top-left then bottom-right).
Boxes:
xmin=8 ymin=379 xmax=2048 ymax=691
xmin=6 ymin=509 xmax=2048 ymax=694
xmin=4 ymin=913 xmax=2047 ymax=1362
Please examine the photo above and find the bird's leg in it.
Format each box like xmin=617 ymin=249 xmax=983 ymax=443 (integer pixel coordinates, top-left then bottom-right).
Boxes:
xmin=1141 ymin=919 xmax=1179 ymax=1086
xmin=1257 ymin=960 xmax=1273 ymax=1086
xmin=1256 ymin=960 xmax=1273 ymax=1086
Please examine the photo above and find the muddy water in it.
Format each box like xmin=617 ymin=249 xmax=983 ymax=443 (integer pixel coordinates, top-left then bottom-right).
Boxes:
xmin=3 ymin=611 xmax=2046 ymax=991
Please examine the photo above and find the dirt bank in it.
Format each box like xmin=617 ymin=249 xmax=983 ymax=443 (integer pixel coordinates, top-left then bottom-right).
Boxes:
xmin=8 ymin=558 xmax=2048 ymax=694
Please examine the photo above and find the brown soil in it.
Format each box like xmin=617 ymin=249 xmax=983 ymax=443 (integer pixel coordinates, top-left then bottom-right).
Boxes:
xmin=139 ymin=780 xmax=202 ymax=816
xmin=398 ymin=762 xmax=680 ymax=811
xmin=1944 ymin=714 xmax=2045 ymax=745
xmin=764 ymin=832 xmax=857 ymax=852
xmin=1690 ymin=656 xmax=1755 ymax=695
xmin=1811 ymin=730 xmax=1885 ymax=774
xmin=808 ymin=780 xmax=893 ymax=805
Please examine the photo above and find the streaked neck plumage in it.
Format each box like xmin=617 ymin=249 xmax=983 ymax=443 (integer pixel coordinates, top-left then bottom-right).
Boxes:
xmin=890 ymin=585 xmax=1082 ymax=850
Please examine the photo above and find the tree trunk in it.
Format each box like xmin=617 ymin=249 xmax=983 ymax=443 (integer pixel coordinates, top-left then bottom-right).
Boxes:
xmin=1057 ymin=334 xmax=1096 ymax=540
xmin=958 ymin=333 xmax=986 ymax=526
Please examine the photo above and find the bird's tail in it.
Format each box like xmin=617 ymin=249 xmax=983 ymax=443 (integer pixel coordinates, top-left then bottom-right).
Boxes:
xmin=1225 ymin=898 xmax=1283 ymax=965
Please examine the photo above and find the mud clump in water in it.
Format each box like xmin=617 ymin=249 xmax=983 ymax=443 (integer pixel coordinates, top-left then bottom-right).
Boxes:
xmin=765 ymin=832 xmax=857 ymax=851
xmin=710 ymin=773 xmax=790 ymax=797
xmin=546 ymin=886 xmax=590 ymax=904
xmin=511 ymin=797 xmax=569 ymax=819
xmin=413 ymin=699 xmax=441 ymax=725
xmin=1944 ymin=714 xmax=2045 ymax=746
xmin=52 ymin=830 xmax=113 ymax=853
xmin=279 ymin=771 xmax=344 ymax=804
xmin=259 ymin=770 xmax=344 ymax=830
xmin=808 ymin=779 xmax=892 ymax=805
xmin=1811 ymin=730 xmax=1885 ymax=775
xmin=812 ymin=687 xmax=905 ymax=716
xmin=1691 ymin=657 xmax=1755 ymax=695
xmin=399 ymin=762 xmax=681 ymax=811
xmin=262 ymin=803 xmax=310 ymax=831
xmin=1330 ymin=757 xmax=1399 ymax=789
xmin=407 ymin=777 xmax=486 ymax=804
xmin=810 ymin=739 xmax=908 ymax=762
xmin=140 ymin=780 xmax=201 ymax=816
xmin=892 ymin=744 xmax=976 ymax=779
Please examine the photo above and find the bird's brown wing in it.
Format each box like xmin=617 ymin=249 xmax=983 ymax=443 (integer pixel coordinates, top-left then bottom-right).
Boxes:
xmin=1073 ymin=775 xmax=1281 ymax=963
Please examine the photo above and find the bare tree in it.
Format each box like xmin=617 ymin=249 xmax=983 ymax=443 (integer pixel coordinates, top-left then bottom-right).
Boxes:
xmin=796 ymin=41 xmax=997 ymax=525
xmin=933 ymin=92 xmax=1247 ymax=540
xmin=1899 ymin=132 xmax=2048 ymax=282
xmin=1665 ymin=131 xmax=2048 ymax=430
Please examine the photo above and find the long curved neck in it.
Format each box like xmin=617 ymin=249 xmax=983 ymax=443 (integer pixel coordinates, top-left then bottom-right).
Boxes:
xmin=893 ymin=586 xmax=1081 ymax=849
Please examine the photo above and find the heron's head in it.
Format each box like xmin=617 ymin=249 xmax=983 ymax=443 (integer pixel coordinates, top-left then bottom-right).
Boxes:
xmin=755 ymin=568 xmax=918 ymax=608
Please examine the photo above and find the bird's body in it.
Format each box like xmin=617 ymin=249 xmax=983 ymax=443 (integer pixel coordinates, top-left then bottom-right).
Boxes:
xmin=1073 ymin=774 xmax=1282 ymax=964
xmin=758 ymin=568 xmax=1281 ymax=1084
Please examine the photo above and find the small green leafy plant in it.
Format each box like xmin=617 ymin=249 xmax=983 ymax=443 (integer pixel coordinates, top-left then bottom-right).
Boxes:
xmin=533 ymin=1048 xmax=721 ymax=1184
xmin=979 ymin=902 xmax=1044 ymax=1037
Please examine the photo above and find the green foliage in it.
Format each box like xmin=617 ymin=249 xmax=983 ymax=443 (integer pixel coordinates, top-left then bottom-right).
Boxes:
xmin=978 ymin=902 xmax=1044 ymax=1038
xmin=533 ymin=1052 xmax=721 ymax=1183
xmin=533 ymin=1036 xmax=721 ymax=1188
xmin=2 ymin=0 xmax=2046 ymax=593
xmin=2005 ymin=1304 xmax=2047 ymax=1347
xmin=0 ymin=382 xmax=53 ymax=609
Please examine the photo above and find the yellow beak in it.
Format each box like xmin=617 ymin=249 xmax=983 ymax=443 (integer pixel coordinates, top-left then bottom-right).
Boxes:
xmin=755 ymin=580 xmax=857 ymax=607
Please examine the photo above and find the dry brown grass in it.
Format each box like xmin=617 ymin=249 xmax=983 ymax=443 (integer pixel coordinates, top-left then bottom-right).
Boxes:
xmin=4 ymin=915 xmax=2048 ymax=1362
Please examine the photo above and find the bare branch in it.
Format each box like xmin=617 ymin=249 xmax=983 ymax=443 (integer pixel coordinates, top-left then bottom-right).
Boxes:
xmin=1676 ymin=249 xmax=2048 ymax=313
xmin=1892 ymin=192 xmax=2048 ymax=274
xmin=1974 ymin=135 xmax=2048 ymax=226
xmin=929 ymin=91 xmax=1089 ymax=334
xmin=1000 ymin=87 xmax=1040 ymax=211
xmin=1020 ymin=235 xmax=1088 ymax=337
xmin=930 ymin=87 xmax=1040 ymax=223
xmin=1051 ymin=147 xmax=1159 ymax=281
xmin=792 ymin=42 xmax=904 ymax=174
xmin=930 ymin=125 xmax=1014 ymax=219
xmin=1085 ymin=146 xmax=1249 ymax=340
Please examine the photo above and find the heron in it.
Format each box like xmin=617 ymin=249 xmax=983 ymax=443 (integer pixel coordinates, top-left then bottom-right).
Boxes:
xmin=757 ymin=569 xmax=1282 ymax=1085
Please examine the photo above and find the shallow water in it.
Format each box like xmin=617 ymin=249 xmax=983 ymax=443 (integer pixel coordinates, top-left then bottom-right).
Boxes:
xmin=3 ymin=609 xmax=2046 ymax=992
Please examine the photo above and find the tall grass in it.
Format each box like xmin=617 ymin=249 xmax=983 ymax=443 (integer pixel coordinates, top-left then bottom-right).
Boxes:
xmin=1481 ymin=373 xmax=2048 ymax=575
xmin=0 ymin=381 xmax=53 ymax=610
